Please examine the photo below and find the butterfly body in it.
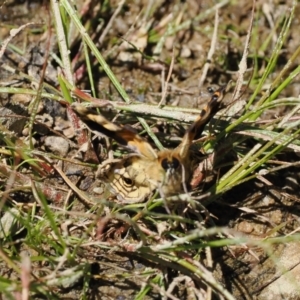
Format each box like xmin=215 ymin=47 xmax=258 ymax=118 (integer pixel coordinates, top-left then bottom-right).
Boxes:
xmin=97 ymin=148 xmax=193 ymax=202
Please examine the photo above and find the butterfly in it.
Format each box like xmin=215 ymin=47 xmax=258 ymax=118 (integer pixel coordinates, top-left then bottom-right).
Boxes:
xmin=72 ymin=85 xmax=228 ymax=203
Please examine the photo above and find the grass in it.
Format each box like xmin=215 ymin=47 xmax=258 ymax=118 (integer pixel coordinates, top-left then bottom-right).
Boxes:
xmin=0 ymin=0 xmax=300 ymax=299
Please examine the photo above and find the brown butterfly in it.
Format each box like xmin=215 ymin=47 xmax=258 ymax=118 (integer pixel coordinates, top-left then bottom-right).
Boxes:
xmin=72 ymin=85 xmax=228 ymax=203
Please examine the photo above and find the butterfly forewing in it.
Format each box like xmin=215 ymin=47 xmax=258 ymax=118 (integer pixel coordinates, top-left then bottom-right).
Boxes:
xmin=72 ymin=104 xmax=157 ymax=159
xmin=176 ymin=85 xmax=227 ymax=158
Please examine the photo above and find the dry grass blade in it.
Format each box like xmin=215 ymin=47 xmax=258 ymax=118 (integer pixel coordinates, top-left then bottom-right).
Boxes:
xmin=233 ymin=0 xmax=255 ymax=101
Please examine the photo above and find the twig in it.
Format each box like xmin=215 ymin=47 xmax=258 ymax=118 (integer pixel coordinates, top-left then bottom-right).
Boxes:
xmin=99 ymin=0 xmax=126 ymax=44
xmin=198 ymin=8 xmax=219 ymax=88
xmin=71 ymin=86 xmax=225 ymax=123
xmin=158 ymin=47 xmax=175 ymax=107
xmin=232 ymin=0 xmax=256 ymax=101
xmin=50 ymin=0 xmax=74 ymax=85
xmin=0 ymin=22 xmax=35 ymax=60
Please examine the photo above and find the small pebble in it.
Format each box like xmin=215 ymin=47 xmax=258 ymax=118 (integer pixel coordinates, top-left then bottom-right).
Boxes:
xmin=44 ymin=136 xmax=69 ymax=157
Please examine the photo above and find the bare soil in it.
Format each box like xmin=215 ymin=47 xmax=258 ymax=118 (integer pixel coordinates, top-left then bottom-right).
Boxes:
xmin=1 ymin=0 xmax=300 ymax=299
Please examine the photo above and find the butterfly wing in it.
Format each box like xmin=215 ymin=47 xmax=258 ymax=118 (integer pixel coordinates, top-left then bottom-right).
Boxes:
xmin=176 ymin=85 xmax=228 ymax=158
xmin=72 ymin=103 xmax=157 ymax=160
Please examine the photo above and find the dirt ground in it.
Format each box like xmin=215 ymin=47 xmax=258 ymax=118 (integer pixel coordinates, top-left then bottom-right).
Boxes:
xmin=1 ymin=0 xmax=300 ymax=299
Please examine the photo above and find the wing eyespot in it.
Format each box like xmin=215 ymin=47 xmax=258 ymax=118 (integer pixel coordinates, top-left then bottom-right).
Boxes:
xmin=122 ymin=176 xmax=134 ymax=187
